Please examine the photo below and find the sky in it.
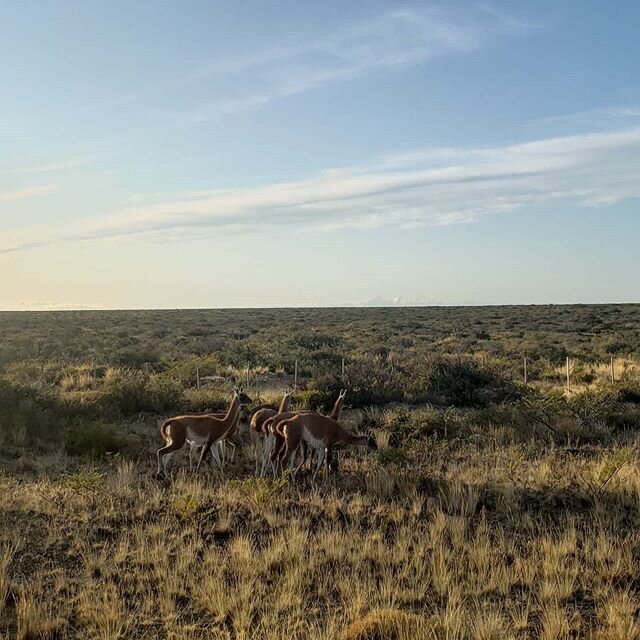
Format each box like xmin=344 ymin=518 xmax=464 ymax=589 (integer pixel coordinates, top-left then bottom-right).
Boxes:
xmin=1 ymin=0 xmax=639 ymax=309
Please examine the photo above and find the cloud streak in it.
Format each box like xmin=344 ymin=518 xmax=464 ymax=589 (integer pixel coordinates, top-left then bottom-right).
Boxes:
xmin=15 ymin=157 xmax=94 ymax=174
xmin=175 ymin=5 xmax=535 ymax=118
xmin=3 ymin=123 xmax=640 ymax=254
xmin=533 ymin=106 xmax=640 ymax=130
xmin=0 ymin=185 xmax=56 ymax=202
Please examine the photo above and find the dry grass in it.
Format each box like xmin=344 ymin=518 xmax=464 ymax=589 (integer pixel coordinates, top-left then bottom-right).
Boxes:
xmin=2 ymin=435 xmax=640 ymax=639
xmin=339 ymin=608 xmax=427 ymax=640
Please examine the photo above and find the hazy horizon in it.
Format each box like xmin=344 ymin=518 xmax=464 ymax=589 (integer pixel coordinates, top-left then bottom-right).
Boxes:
xmin=2 ymin=1 xmax=640 ymax=309
xmin=1 ymin=299 xmax=638 ymax=313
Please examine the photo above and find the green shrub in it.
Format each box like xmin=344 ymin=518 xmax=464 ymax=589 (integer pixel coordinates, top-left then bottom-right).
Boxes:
xmin=63 ymin=468 xmax=105 ymax=493
xmin=384 ymin=406 xmax=462 ymax=444
xmin=567 ymin=390 xmax=619 ymax=430
xmin=296 ymin=389 xmax=333 ymax=412
xmin=605 ymin=340 xmax=633 ymax=355
xmin=292 ymin=333 xmax=340 ymax=351
xmin=100 ymin=367 xmax=185 ymax=414
xmin=413 ymin=358 xmax=519 ymax=407
xmin=146 ymin=375 xmax=183 ymax=411
xmin=116 ymin=349 xmax=161 ymax=368
xmin=312 ymin=358 xmax=404 ymax=408
xmin=615 ymin=382 xmax=640 ymax=404
xmin=162 ymin=355 xmax=223 ymax=387
xmin=181 ymin=387 xmax=230 ymax=413
xmin=0 ymin=379 xmax=60 ymax=445
xmin=386 ymin=408 xmax=412 ymax=443
xmin=102 ymin=367 xmax=149 ymax=414
xmin=64 ymin=420 xmax=129 ymax=456
xmin=377 ymin=447 xmax=409 ymax=468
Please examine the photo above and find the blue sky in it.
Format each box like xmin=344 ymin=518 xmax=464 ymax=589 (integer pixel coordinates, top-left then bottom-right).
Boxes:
xmin=1 ymin=1 xmax=639 ymax=309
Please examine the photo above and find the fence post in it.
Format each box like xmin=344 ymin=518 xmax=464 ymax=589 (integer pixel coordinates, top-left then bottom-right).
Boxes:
xmin=246 ymin=366 xmax=250 ymax=388
xmin=523 ymin=356 xmax=528 ymax=386
xmin=294 ymin=360 xmax=298 ymax=388
xmin=566 ymin=357 xmax=571 ymax=391
xmin=341 ymin=357 xmax=345 ymax=378
xmin=610 ymin=357 xmax=615 ymax=384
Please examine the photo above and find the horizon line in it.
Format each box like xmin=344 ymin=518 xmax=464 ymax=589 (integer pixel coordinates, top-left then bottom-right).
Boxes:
xmin=0 ymin=301 xmax=638 ymax=313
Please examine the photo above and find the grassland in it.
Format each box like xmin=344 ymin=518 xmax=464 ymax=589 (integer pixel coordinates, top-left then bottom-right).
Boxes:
xmin=1 ymin=305 xmax=640 ymax=639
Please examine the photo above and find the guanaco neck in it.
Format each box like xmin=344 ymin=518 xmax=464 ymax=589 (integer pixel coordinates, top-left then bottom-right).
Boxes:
xmin=329 ymin=396 xmax=345 ymax=421
xmin=223 ymin=394 xmax=241 ymax=426
xmin=278 ymin=393 xmax=292 ymax=413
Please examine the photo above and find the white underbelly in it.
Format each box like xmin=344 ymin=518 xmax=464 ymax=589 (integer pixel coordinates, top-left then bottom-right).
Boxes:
xmin=302 ymin=427 xmax=326 ymax=451
xmin=186 ymin=430 xmax=209 ymax=446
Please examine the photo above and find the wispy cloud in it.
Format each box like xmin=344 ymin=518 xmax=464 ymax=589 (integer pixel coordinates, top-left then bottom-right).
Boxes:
xmin=16 ymin=157 xmax=94 ymax=174
xmin=0 ymin=185 xmax=56 ymax=202
xmin=535 ymin=106 xmax=640 ymax=129
xmin=3 ymin=121 xmax=640 ymax=254
xmin=173 ymin=5 xmax=535 ymax=118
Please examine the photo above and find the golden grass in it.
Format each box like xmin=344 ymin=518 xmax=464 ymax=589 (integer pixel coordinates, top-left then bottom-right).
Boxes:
xmin=339 ymin=608 xmax=427 ymax=640
xmin=2 ymin=438 xmax=640 ymax=638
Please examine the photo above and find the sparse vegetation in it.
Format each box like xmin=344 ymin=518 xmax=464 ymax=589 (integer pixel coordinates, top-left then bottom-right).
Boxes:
xmin=1 ymin=305 xmax=640 ymax=638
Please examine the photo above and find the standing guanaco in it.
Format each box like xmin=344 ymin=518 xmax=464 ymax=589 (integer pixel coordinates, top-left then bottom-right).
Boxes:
xmin=280 ymin=412 xmax=377 ymax=481
xmin=157 ymin=387 xmax=252 ymax=477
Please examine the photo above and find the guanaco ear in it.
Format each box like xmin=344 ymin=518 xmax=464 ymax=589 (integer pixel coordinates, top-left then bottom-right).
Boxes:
xmin=340 ymin=388 xmax=347 ymax=398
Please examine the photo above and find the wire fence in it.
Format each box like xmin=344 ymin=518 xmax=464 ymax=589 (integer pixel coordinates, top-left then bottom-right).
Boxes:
xmin=185 ymin=354 xmax=636 ymax=395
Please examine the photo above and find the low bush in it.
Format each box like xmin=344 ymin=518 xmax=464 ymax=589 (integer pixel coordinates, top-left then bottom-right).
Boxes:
xmin=100 ymin=368 xmax=184 ymax=414
xmin=383 ymin=406 xmax=462 ymax=445
xmin=162 ymin=355 xmax=224 ymax=387
xmin=181 ymin=387 xmax=231 ymax=413
xmin=146 ymin=375 xmax=183 ymax=411
xmin=413 ymin=358 xmax=520 ymax=407
xmin=102 ymin=367 xmax=149 ymax=414
xmin=376 ymin=447 xmax=409 ymax=468
xmin=64 ymin=420 xmax=130 ymax=457
xmin=312 ymin=359 xmax=404 ymax=408
xmin=295 ymin=389 xmax=333 ymax=412
xmin=615 ymin=382 xmax=640 ymax=404
xmin=0 ymin=379 xmax=61 ymax=446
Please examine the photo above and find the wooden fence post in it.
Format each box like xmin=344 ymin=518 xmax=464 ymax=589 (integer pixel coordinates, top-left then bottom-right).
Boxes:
xmin=341 ymin=357 xmax=345 ymax=378
xmin=196 ymin=367 xmax=201 ymax=389
xmin=246 ymin=366 xmax=250 ymax=388
xmin=566 ymin=357 xmax=571 ymax=391
xmin=523 ymin=356 xmax=528 ymax=386
xmin=294 ymin=360 xmax=298 ymax=388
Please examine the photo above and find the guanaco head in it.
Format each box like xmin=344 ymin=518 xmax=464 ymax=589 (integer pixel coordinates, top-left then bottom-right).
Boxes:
xmin=234 ymin=386 xmax=253 ymax=405
xmin=286 ymin=389 xmax=296 ymax=405
xmin=364 ymin=426 xmax=378 ymax=451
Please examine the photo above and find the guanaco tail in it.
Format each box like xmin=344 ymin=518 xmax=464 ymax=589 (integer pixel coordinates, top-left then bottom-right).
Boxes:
xmin=156 ymin=386 xmax=252 ymax=477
